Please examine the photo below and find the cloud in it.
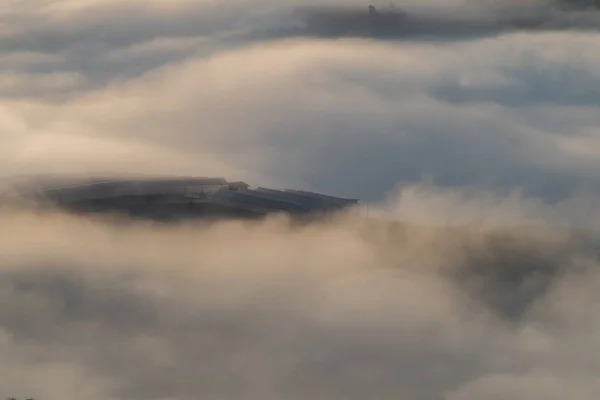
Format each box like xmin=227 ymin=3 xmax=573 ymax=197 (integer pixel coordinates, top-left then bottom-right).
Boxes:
xmin=0 ymin=0 xmax=599 ymax=200
xmin=1 ymin=3 xmax=600 ymax=398
xmin=281 ymin=0 xmax=600 ymax=42
xmin=0 ymin=192 xmax=600 ymax=399
xmin=4 ymin=30 xmax=600 ymax=199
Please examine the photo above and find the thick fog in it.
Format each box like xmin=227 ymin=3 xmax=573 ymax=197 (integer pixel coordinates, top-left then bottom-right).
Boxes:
xmin=3 ymin=0 xmax=600 ymax=198
xmin=3 ymin=200 xmax=600 ymax=400
xmin=2 ymin=0 xmax=600 ymax=399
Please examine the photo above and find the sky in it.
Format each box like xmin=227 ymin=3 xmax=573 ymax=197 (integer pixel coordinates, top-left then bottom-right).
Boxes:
xmin=2 ymin=0 xmax=600 ymax=399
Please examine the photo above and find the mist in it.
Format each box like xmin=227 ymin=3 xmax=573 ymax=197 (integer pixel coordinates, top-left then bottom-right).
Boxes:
xmin=260 ymin=0 xmax=600 ymax=41
xmin=3 ymin=1 xmax=600 ymax=199
xmin=2 ymin=0 xmax=600 ymax=398
xmin=2 ymin=188 xmax=600 ymax=400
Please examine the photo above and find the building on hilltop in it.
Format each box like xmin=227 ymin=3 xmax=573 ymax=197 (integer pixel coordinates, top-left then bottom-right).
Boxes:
xmin=0 ymin=175 xmax=359 ymax=221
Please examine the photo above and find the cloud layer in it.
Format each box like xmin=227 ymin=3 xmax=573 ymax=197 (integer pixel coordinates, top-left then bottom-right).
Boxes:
xmin=2 ymin=1 xmax=600 ymax=201
xmin=2 ymin=1 xmax=600 ymax=399
xmin=1 ymin=198 xmax=600 ymax=400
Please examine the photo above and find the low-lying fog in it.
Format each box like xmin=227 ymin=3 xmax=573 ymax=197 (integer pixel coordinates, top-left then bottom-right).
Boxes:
xmin=2 ymin=0 xmax=600 ymax=398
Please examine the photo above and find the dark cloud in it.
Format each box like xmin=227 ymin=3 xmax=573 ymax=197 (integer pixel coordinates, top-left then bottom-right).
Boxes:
xmin=2 ymin=0 xmax=599 ymax=97
xmin=266 ymin=1 xmax=600 ymax=42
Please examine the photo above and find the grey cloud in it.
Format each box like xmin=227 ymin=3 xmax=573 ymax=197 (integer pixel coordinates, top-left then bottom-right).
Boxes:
xmin=3 ymin=0 xmax=600 ymax=98
xmin=0 ymin=0 xmax=262 ymax=94
xmin=4 ymin=1 xmax=600 ymax=399
xmin=2 ymin=30 xmax=600 ymax=202
xmin=1 ymin=202 xmax=600 ymax=399
xmin=269 ymin=0 xmax=600 ymax=42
